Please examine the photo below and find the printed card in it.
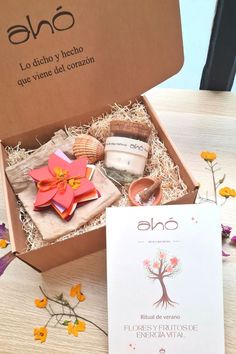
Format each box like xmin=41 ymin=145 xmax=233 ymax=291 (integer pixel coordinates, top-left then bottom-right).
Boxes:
xmin=106 ymin=204 xmax=225 ymax=354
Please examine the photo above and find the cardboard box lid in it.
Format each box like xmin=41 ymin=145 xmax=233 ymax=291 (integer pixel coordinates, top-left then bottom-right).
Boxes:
xmin=0 ymin=0 xmax=183 ymax=142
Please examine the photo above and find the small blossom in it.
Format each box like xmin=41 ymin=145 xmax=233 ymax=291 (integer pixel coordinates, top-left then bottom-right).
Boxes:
xmin=70 ymin=284 xmax=81 ymax=297
xmin=0 ymin=224 xmax=9 ymax=249
xmin=0 ymin=251 xmax=15 ymax=276
xmin=70 ymin=284 xmax=86 ymax=302
xmin=143 ymin=259 xmax=150 ymax=268
xmin=170 ymin=257 xmax=179 ymax=267
xmin=166 ymin=266 xmax=173 ymax=273
xmin=67 ymin=321 xmax=86 ymax=336
xmin=200 ymin=151 xmax=217 ymax=162
xmin=153 ymin=261 xmax=159 ymax=269
xmin=159 ymin=252 xmax=166 ymax=259
xmin=219 ymin=187 xmax=235 ymax=198
xmin=67 ymin=322 xmax=75 ymax=336
xmin=34 ymin=327 xmax=47 ymax=343
xmin=221 ymin=224 xmax=232 ymax=235
xmin=231 ymin=236 xmax=236 ymax=244
xmin=0 ymin=223 xmax=6 ymax=236
xmin=0 ymin=223 xmax=8 ymax=240
xmin=222 ymin=250 xmax=230 ymax=257
xmin=35 ymin=297 xmax=48 ymax=308
xmin=230 ymin=189 xmax=236 ymax=197
xmin=0 ymin=239 xmax=8 ymax=249
xmin=221 ymin=224 xmax=232 ymax=238
xmin=78 ymin=293 xmax=85 ymax=302
xmin=76 ymin=321 xmax=86 ymax=332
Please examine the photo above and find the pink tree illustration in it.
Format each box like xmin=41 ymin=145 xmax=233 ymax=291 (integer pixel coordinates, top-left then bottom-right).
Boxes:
xmin=143 ymin=250 xmax=180 ymax=308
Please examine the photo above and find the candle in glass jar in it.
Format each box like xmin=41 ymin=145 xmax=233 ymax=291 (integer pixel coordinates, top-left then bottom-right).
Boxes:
xmin=104 ymin=120 xmax=151 ymax=183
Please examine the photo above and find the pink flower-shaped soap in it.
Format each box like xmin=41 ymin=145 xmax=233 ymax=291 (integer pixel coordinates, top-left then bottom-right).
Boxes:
xmin=29 ymin=154 xmax=95 ymax=210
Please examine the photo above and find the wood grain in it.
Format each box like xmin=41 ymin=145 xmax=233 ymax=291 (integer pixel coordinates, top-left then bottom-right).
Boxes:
xmin=0 ymin=88 xmax=235 ymax=353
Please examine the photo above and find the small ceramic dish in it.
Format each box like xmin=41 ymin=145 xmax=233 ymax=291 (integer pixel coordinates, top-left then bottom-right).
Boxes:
xmin=128 ymin=176 xmax=162 ymax=206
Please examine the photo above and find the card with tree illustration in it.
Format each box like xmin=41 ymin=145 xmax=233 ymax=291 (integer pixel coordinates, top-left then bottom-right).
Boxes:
xmin=106 ymin=204 xmax=225 ymax=354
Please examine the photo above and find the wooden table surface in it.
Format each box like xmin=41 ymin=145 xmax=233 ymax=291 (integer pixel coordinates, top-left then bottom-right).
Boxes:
xmin=0 ymin=88 xmax=235 ymax=354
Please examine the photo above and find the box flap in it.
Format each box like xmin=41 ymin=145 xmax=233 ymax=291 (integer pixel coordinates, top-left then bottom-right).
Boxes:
xmin=0 ymin=0 xmax=183 ymax=142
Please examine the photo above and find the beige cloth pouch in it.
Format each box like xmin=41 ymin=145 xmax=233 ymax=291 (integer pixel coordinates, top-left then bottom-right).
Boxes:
xmin=6 ymin=130 xmax=121 ymax=241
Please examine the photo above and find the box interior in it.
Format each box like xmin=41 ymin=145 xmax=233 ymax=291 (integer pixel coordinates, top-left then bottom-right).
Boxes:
xmin=0 ymin=96 xmax=199 ymax=259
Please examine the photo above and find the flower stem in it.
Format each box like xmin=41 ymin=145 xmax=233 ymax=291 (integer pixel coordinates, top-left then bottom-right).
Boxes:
xmin=39 ymin=286 xmax=107 ymax=336
xmin=43 ymin=312 xmax=107 ymax=335
xmin=208 ymin=161 xmax=217 ymax=204
xmin=197 ymin=195 xmax=216 ymax=204
xmin=45 ymin=314 xmax=54 ymax=328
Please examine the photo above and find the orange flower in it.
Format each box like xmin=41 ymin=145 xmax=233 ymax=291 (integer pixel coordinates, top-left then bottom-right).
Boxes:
xmin=34 ymin=327 xmax=47 ymax=343
xmin=70 ymin=284 xmax=81 ymax=297
xmin=219 ymin=187 xmax=235 ymax=198
xmin=78 ymin=293 xmax=86 ymax=302
xmin=0 ymin=239 xmax=8 ymax=249
xmin=67 ymin=321 xmax=86 ymax=336
xmin=70 ymin=284 xmax=86 ymax=302
xmin=200 ymin=151 xmax=217 ymax=162
xmin=34 ymin=297 xmax=48 ymax=308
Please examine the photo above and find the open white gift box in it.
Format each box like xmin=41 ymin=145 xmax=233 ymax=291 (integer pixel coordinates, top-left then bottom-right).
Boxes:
xmin=0 ymin=0 xmax=198 ymax=271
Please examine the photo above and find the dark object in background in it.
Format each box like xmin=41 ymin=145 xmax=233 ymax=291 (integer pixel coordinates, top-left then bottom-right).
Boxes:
xmin=200 ymin=0 xmax=236 ymax=91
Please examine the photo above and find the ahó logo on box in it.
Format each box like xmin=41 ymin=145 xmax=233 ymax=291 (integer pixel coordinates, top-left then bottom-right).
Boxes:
xmin=7 ymin=6 xmax=75 ymax=45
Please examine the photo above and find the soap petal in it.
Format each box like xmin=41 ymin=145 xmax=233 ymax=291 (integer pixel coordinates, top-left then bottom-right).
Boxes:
xmin=53 ymin=184 xmax=74 ymax=210
xmin=68 ymin=157 xmax=88 ymax=178
xmin=34 ymin=188 xmax=58 ymax=207
xmin=73 ymin=178 xmax=95 ymax=197
xmin=29 ymin=166 xmax=52 ymax=182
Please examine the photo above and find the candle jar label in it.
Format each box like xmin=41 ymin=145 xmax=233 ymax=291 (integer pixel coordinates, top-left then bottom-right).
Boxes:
xmin=104 ymin=136 xmax=149 ymax=181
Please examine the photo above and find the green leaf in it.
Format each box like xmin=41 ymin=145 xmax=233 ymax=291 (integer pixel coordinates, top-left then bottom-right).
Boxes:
xmin=62 ymin=320 xmax=70 ymax=326
xmin=74 ymin=319 xmax=78 ymax=325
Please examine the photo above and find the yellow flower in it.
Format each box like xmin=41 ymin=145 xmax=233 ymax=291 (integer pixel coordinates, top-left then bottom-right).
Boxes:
xmin=76 ymin=321 xmax=86 ymax=332
xmin=70 ymin=284 xmax=86 ymax=302
xmin=34 ymin=327 xmax=47 ymax=343
xmin=200 ymin=151 xmax=217 ymax=162
xmin=34 ymin=297 xmax=48 ymax=308
xmin=230 ymin=189 xmax=236 ymax=197
xmin=219 ymin=187 xmax=234 ymax=198
xmin=0 ymin=239 xmax=8 ymax=248
xmin=67 ymin=322 xmax=75 ymax=335
xmin=67 ymin=321 xmax=86 ymax=336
